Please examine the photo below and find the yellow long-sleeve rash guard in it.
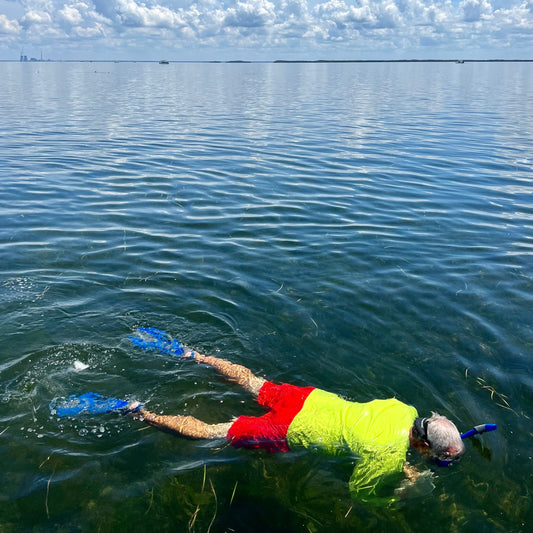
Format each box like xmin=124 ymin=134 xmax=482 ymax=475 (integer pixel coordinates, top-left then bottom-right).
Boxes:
xmin=286 ymin=389 xmax=418 ymax=505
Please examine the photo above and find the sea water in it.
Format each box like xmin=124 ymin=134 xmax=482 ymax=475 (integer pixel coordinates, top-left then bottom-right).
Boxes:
xmin=0 ymin=61 xmax=532 ymax=532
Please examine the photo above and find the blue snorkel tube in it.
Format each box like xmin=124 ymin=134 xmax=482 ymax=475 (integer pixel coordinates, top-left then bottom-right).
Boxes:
xmin=460 ymin=423 xmax=497 ymax=440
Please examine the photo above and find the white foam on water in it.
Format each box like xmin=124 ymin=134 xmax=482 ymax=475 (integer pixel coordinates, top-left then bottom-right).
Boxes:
xmin=72 ymin=360 xmax=89 ymax=371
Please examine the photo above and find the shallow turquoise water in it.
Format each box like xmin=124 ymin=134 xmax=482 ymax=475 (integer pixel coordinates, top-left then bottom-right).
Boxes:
xmin=1 ymin=61 xmax=532 ymax=532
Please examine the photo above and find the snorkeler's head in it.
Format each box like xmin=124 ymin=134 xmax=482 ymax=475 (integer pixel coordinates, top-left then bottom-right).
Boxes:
xmin=412 ymin=413 xmax=465 ymax=466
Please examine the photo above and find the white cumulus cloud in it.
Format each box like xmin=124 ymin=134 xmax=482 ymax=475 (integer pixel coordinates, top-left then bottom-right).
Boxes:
xmin=461 ymin=0 xmax=492 ymax=23
xmin=1 ymin=1 xmax=532 ymax=59
xmin=0 ymin=13 xmax=20 ymax=33
xmin=115 ymin=0 xmax=186 ymax=28
xmin=224 ymin=0 xmax=276 ymax=28
xmin=21 ymin=9 xmax=52 ymax=26
xmin=59 ymin=4 xmax=84 ymax=25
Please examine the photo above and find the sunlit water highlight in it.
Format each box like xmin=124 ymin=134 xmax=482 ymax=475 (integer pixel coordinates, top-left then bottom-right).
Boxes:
xmin=1 ymin=61 xmax=532 ymax=532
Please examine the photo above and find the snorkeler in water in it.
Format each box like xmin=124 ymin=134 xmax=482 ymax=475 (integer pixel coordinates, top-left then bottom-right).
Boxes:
xmin=51 ymin=327 xmax=496 ymax=506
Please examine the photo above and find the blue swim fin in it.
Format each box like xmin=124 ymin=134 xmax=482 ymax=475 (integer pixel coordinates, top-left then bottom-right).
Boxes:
xmin=129 ymin=327 xmax=185 ymax=357
xmin=50 ymin=392 xmax=133 ymax=417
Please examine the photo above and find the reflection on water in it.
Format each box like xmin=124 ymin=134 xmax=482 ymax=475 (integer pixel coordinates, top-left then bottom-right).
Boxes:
xmin=0 ymin=61 xmax=532 ymax=532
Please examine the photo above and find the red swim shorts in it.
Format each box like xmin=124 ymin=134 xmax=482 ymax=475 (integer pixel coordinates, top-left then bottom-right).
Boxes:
xmin=227 ymin=381 xmax=315 ymax=453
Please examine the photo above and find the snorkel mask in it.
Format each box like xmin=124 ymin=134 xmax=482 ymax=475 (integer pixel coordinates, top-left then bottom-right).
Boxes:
xmin=413 ymin=418 xmax=497 ymax=467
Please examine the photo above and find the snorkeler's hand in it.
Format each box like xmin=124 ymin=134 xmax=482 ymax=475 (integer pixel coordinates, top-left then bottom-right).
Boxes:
xmin=403 ymin=461 xmax=421 ymax=483
xmin=394 ymin=470 xmax=435 ymax=500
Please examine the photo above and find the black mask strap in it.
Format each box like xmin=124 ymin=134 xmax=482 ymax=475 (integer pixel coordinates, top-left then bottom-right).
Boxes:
xmin=413 ymin=417 xmax=430 ymax=444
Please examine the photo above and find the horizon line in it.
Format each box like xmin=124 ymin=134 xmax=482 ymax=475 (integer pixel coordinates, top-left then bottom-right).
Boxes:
xmin=4 ymin=58 xmax=533 ymax=64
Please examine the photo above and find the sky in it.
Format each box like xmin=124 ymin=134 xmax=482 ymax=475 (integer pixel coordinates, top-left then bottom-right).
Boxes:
xmin=0 ymin=0 xmax=532 ymax=61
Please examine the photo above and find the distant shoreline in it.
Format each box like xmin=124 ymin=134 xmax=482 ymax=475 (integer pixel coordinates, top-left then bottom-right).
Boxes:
xmin=273 ymin=59 xmax=533 ymax=64
xmin=2 ymin=58 xmax=533 ymax=64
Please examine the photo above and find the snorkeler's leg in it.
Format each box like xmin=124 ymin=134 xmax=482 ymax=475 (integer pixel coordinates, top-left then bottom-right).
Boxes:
xmin=184 ymin=350 xmax=266 ymax=396
xmin=131 ymin=404 xmax=232 ymax=439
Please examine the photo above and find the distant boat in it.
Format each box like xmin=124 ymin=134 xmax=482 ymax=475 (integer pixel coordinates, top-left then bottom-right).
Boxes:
xmin=159 ymin=60 xmax=169 ymax=64
xmin=455 ymin=60 xmax=465 ymax=64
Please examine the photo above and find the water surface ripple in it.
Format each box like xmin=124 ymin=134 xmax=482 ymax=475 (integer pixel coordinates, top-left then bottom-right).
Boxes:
xmin=1 ymin=62 xmax=532 ymax=532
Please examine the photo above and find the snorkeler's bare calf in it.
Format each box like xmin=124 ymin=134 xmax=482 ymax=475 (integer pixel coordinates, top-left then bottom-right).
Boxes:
xmin=129 ymin=350 xmax=265 ymax=438
xmin=131 ymin=406 xmax=232 ymax=439
xmin=185 ymin=349 xmax=266 ymax=396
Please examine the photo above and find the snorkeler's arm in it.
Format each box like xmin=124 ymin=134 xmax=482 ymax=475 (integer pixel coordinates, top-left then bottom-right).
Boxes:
xmin=131 ymin=404 xmax=232 ymax=439
xmin=185 ymin=350 xmax=266 ymax=396
xmin=349 ymin=455 xmax=403 ymax=507
xmin=349 ymin=449 xmax=429 ymax=506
